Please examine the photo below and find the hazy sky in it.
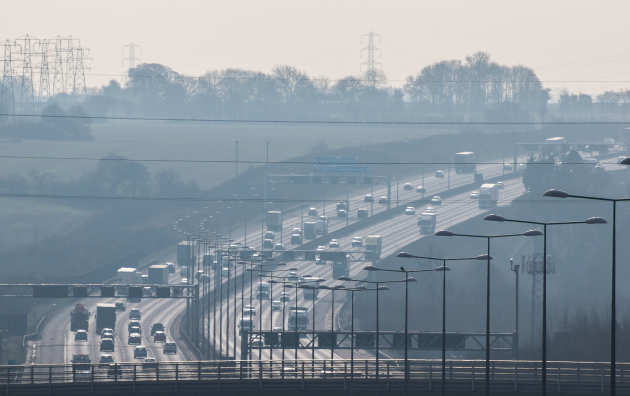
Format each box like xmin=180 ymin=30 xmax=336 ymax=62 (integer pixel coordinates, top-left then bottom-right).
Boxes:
xmin=4 ymin=0 xmax=630 ymax=95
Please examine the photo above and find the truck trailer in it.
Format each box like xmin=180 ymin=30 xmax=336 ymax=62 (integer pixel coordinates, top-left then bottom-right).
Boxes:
xmin=418 ymin=212 xmax=437 ymax=234
xmin=70 ymin=304 xmax=90 ymax=331
xmin=365 ymin=235 xmax=383 ymax=262
xmin=148 ymin=264 xmax=169 ymax=284
xmin=96 ymin=304 xmax=116 ymax=334
xmin=454 ymin=151 xmax=476 ymax=173
xmin=265 ymin=211 xmax=282 ymax=232
xmin=479 ymin=183 xmax=499 ymax=209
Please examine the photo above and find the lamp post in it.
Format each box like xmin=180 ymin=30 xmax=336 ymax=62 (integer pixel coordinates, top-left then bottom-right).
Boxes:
xmin=544 ymin=186 xmax=625 ymax=395
xmin=435 ymin=229 xmax=542 ymax=395
xmin=362 ymin=265 xmax=436 ymax=387
xmin=484 ymin=213 xmax=606 ymax=396
xmin=339 ymin=276 xmax=406 ymax=378
xmin=257 ymin=267 xmax=293 ymax=361
xmin=269 ymin=276 xmax=298 ymax=369
xmin=397 ymin=252 xmax=491 ymax=396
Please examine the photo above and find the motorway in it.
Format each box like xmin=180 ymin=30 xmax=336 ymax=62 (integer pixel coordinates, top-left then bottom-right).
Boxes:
xmin=33 ymin=160 xmax=522 ymax=366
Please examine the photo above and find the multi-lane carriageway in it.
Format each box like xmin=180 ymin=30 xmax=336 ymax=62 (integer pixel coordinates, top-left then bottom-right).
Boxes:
xmin=33 ymin=159 xmax=523 ymax=367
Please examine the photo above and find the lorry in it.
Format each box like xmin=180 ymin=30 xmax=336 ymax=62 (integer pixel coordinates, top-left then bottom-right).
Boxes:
xmin=117 ymin=267 xmax=138 ymax=284
xmin=177 ymin=241 xmax=193 ymax=268
xmin=148 ymin=264 xmax=169 ymax=284
xmin=418 ymin=212 xmax=437 ymax=235
xmin=454 ymin=151 xmax=476 ymax=173
xmin=332 ymin=257 xmax=349 ymax=279
xmin=365 ymin=235 xmax=383 ymax=262
xmin=479 ymin=183 xmax=500 ymax=209
xmin=265 ymin=210 xmax=282 ymax=232
xmin=287 ymin=307 xmax=309 ymax=331
xmin=70 ymin=304 xmax=90 ymax=331
xmin=96 ymin=304 xmax=116 ymax=334
xmin=303 ymin=221 xmax=317 ymax=240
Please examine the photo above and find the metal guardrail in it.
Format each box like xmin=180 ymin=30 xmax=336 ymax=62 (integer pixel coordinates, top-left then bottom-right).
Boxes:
xmin=2 ymin=359 xmax=630 ymax=394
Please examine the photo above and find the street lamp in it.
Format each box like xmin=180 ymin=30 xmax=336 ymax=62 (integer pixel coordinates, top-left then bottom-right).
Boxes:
xmin=484 ymin=213 xmax=606 ymax=396
xmin=363 ymin=265 xmax=436 ymax=387
xmin=339 ymin=275 xmax=406 ymax=378
xmin=544 ymin=187 xmax=626 ymax=395
xmin=397 ymin=251 xmax=490 ymax=396
xmin=435 ymin=228 xmax=542 ymax=395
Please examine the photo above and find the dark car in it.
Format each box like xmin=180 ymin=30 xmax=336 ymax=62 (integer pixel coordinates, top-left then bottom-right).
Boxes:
xmin=151 ymin=323 xmax=165 ymax=335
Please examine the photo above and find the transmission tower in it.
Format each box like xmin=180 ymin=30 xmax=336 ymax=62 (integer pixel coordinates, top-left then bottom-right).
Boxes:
xmin=360 ymin=32 xmax=385 ymax=87
xmin=38 ymin=39 xmax=51 ymax=101
xmin=1 ymin=40 xmax=16 ymax=115
xmin=17 ymin=35 xmax=35 ymax=109
xmin=122 ymin=43 xmax=142 ymax=84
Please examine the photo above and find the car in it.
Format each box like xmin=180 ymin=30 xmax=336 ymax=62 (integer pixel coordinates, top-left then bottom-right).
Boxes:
xmin=143 ymin=286 xmax=153 ymax=297
xmin=128 ymin=320 xmax=141 ymax=332
xmin=101 ymin=334 xmax=114 ymax=342
xmin=329 ymin=239 xmax=339 ymax=248
xmin=100 ymin=338 xmax=115 ymax=352
xmin=336 ymin=209 xmax=346 ymax=217
xmin=403 ymin=182 xmax=413 ymax=191
xmin=416 ymin=185 xmax=426 ymax=193
xmin=250 ymin=334 xmax=263 ymax=347
xmin=129 ymin=325 xmax=141 ymax=335
xmin=153 ymin=331 xmax=166 ymax=343
xmin=271 ymin=300 xmax=282 ymax=311
xmin=496 ymin=181 xmax=505 ymax=189
xmin=263 ymin=238 xmax=274 ymax=249
xmin=115 ymin=302 xmax=126 ymax=311
xmin=134 ymin=346 xmax=147 ymax=359
xmin=141 ymin=274 xmax=149 ymax=284
xmin=280 ymin=292 xmax=291 ymax=302
xmin=292 ymin=227 xmax=302 ymax=235
xmin=163 ymin=342 xmax=177 ymax=354
xmin=101 ymin=328 xmax=114 ymax=337
xmin=378 ymin=196 xmax=388 ymax=204
xmin=128 ymin=333 xmax=141 ymax=345
xmin=129 ymin=309 xmax=141 ymax=320
xmin=435 ymin=170 xmax=445 ymax=178
xmin=273 ymin=243 xmax=284 ymax=251
xmin=404 ymin=206 xmax=415 ymax=215
xmin=142 ymin=357 xmax=158 ymax=369
xmin=180 ymin=278 xmax=189 ymax=285
xmin=308 ymin=207 xmax=318 ymax=216
xmin=470 ymin=190 xmax=480 ymax=199
xmin=151 ymin=323 xmax=165 ymax=335
xmin=357 ymin=208 xmax=369 ymax=218
xmin=364 ymin=194 xmax=374 ymax=202
xmin=290 ymin=234 xmax=302 ymax=245
xmin=244 ymin=305 xmax=256 ymax=317
xmin=166 ymin=262 xmax=176 ymax=273
xmin=431 ymin=195 xmax=442 ymax=205
xmin=351 ymin=237 xmax=363 ymax=247
xmin=424 ymin=206 xmax=436 ymax=214
xmin=316 ymin=245 xmax=327 ymax=252
xmin=99 ymin=354 xmax=114 ymax=364
xmin=264 ymin=231 xmax=275 ymax=240
xmin=74 ymin=330 xmax=88 ymax=342
xmin=106 ymin=364 xmax=123 ymax=377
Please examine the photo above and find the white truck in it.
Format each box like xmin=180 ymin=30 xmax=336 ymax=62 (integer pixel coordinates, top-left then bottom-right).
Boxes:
xmin=148 ymin=264 xmax=169 ymax=284
xmin=265 ymin=210 xmax=282 ymax=231
xmin=287 ymin=307 xmax=309 ymax=331
xmin=479 ymin=183 xmax=499 ymax=209
xmin=365 ymin=235 xmax=383 ymax=261
xmin=418 ymin=212 xmax=437 ymax=235
xmin=117 ymin=267 xmax=138 ymax=284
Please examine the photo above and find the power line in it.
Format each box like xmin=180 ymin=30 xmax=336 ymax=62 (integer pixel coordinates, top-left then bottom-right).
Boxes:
xmin=0 ymin=191 xmax=612 ymax=204
xmin=3 ymin=112 xmax=630 ymax=126
xmin=0 ymin=154 xmax=621 ymax=166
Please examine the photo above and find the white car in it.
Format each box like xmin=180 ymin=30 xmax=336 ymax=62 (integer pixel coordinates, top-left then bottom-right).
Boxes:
xmin=273 ymin=243 xmax=284 ymax=251
xmin=264 ymin=231 xmax=275 ymax=240
xmin=435 ymin=170 xmax=445 ymax=178
xmin=329 ymin=239 xmax=339 ymax=248
xmin=403 ymin=182 xmax=413 ymax=191
xmin=308 ymin=207 xmax=318 ymax=216
xmin=180 ymin=278 xmax=188 ymax=285
xmin=364 ymin=194 xmax=374 ymax=202
xmin=431 ymin=195 xmax=442 ymax=205
xmin=424 ymin=206 xmax=436 ymax=214
xmin=250 ymin=334 xmax=263 ymax=347
xmin=292 ymin=227 xmax=302 ymax=235
xmin=496 ymin=181 xmax=505 ymax=189
xmin=404 ymin=206 xmax=415 ymax=215
xmin=416 ymin=185 xmax=426 ymax=193
xmin=316 ymin=245 xmax=327 ymax=252
xmin=470 ymin=190 xmax=480 ymax=199
xmin=351 ymin=237 xmax=363 ymax=247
